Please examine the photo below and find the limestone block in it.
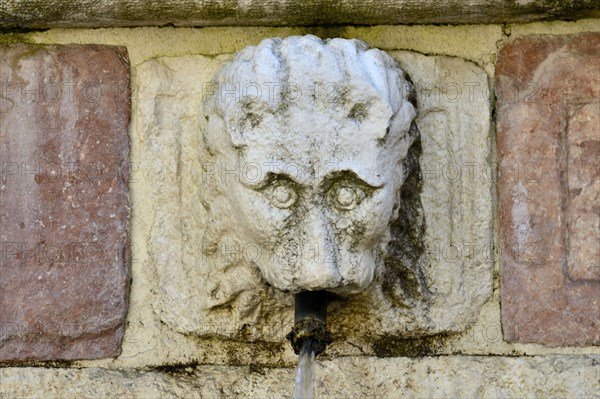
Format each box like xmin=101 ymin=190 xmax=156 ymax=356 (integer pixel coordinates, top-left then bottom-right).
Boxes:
xmin=0 ymin=44 xmax=131 ymax=360
xmin=1 ymin=355 xmax=598 ymax=398
xmin=496 ymin=33 xmax=600 ymax=346
xmin=134 ymin=39 xmax=492 ymax=343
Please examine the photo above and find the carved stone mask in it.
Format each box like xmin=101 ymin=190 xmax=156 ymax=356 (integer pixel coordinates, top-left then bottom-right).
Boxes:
xmin=200 ymin=35 xmax=418 ymax=295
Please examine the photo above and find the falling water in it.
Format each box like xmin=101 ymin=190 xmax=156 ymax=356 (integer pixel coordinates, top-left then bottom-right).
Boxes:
xmin=295 ymin=339 xmax=317 ymax=399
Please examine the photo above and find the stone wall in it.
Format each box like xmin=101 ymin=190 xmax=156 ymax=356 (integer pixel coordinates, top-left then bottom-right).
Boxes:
xmin=1 ymin=18 xmax=599 ymax=398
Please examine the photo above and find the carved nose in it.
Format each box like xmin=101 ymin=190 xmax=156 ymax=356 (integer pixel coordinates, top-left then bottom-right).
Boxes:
xmin=297 ymin=204 xmax=342 ymax=289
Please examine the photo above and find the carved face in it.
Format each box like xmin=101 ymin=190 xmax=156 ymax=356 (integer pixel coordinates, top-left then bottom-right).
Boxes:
xmin=201 ymin=35 xmax=417 ymax=294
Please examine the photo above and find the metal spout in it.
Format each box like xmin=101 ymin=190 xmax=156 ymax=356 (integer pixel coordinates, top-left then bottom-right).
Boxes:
xmin=286 ymin=290 xmax=332 ymax=356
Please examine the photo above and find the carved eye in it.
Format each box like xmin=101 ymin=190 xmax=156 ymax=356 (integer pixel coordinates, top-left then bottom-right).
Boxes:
xmin=327 ymin=182 xmax=366 ymax=211
xmin=263 ymin=181 xmax=297 ymax=209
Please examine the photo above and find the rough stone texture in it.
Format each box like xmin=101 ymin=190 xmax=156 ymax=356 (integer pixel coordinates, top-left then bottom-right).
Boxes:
xmin=0 ymin=44 xmax=131 ymax=360
xmin=1 ymin=355 xmax=598 ymax=398
xmin=0 ymin=0 xmax=598 ymax=29
xmin=497 ymin=33 xmax=600 ymax=346
xmin=135 ymin=41 xmax=492 ymax=343
xmin=566 ymin=102 xmax=600 ymax=281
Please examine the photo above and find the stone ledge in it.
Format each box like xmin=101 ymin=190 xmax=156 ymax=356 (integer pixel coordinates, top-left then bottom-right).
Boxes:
xmin=1 ymin=355 xmax=598 ymax=398
xmin=0 ymin=0 xmax=599 ymax=29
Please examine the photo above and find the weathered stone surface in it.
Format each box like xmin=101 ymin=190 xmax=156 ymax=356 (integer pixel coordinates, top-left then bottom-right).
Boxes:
xmin=566 ymin=102 xmax=600 ymax=281
xmin=497 ymin=33 xmax=600 ymax=346
xmin=1 ymin=355 xmax=598 ymax=398
xmin=0 ymin=44 xmax=131 ymax=360
xmin=0 ymin=0 xmax=598 ymax=29
xmin=135 ymin=43 xmax=492 ymax=343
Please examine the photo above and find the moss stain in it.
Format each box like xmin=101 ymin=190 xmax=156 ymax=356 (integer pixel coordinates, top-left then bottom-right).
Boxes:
xmin=0 ymin=359 xmax=75 ymax=368
xmin=147 ymin=361 xmax=200 ymax=375
xmin=371 ymin=333 xmax=451 ymax=357
xmin=0 ymin=33 xmax=33 ymax=44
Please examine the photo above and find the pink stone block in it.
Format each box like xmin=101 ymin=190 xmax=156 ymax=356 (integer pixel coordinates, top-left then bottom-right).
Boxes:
xmin=496 ymin=33 xmax=600 ymax=346
xmin=0 ymin=44 xmax=131 ymax=360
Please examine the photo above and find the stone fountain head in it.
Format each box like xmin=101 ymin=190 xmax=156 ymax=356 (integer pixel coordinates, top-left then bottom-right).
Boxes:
xmin=200 ymin=35 xmax=418 ymax=300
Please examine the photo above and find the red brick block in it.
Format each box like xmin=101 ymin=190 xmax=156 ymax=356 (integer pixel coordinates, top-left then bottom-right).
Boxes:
xmin=0 ymin=44 xmax=131 ymax=360
xmin=496 ymin=33 xmax=600 ymax=346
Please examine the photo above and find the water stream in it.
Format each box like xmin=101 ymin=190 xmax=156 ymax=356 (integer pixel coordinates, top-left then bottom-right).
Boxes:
xmin=295 ymin=339 xmax=317 ymax=399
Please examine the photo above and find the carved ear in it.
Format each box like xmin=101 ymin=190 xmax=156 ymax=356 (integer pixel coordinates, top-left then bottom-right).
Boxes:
xmin=384 ymin=102 xmax=417 ymax=144
xmin=225 ymin=116 xmax=247 ymax=148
